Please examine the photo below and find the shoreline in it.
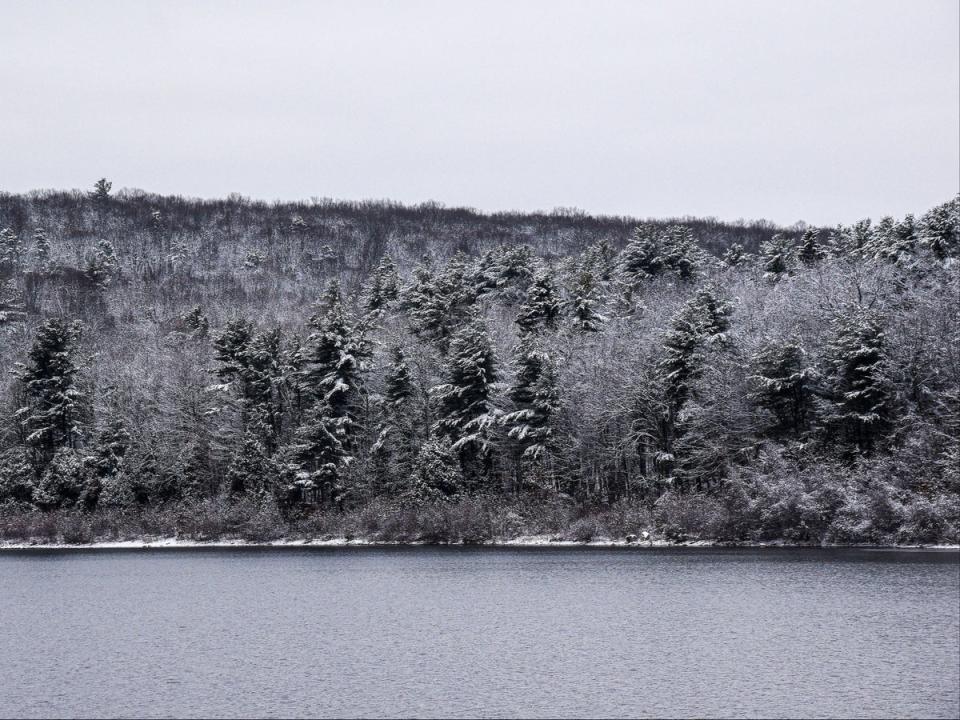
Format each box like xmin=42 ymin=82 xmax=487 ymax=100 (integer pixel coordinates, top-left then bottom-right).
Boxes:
xmin=1 ymin=535 xmax=957 ymax=551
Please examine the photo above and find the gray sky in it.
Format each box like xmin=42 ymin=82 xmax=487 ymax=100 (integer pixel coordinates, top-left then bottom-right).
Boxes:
xmin=1 ymin=0 xmax=957 ymax=226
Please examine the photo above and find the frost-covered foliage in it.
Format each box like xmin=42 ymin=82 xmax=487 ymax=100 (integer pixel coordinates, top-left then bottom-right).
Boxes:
xmin=0 ymin=184 xmax=957 ymax=544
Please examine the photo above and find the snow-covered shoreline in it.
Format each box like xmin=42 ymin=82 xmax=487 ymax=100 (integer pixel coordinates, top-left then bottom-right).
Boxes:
xmin=1 ymin=535 xmax=957 ymax=551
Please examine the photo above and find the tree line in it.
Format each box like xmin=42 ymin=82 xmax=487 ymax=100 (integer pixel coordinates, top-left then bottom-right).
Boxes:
xmin=0 ymin=182 xmax=957 ymax=543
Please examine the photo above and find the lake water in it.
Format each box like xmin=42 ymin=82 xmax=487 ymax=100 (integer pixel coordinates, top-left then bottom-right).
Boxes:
xmin=0 ymin=547 xmax=957 ymax=719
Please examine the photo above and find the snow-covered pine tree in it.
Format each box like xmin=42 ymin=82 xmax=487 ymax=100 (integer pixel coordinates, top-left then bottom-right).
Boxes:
xmin=0 ymin=228 xmax=24 ymax=275
xmin=722 ymin=243 xmax=747 ymax=268
xmin=919 ymin=195 xmax=959 ymax=261
xmin=433 ymin=316 xmax=499 ymax=486
xmin=759 ymin=233 xmax=793 ymax=282
xmin=661 ymin=225 xmax=699 ymax=279
xmin=619 ymin=224 xmax=663 ymax=284
xmin=90 ymin=178 xmax=112 ymax=205
xmin=364 ymin=256 xmax=400 ymax=312
xmin=569 ymin=270 xmax=605 ymax=333
xmin=749 ymin=340 xmax=818 ymax=437
xmin=287 ymin=400 xmax=348 ymax=506
xmin=15 ymin=319 xmax=86 ymax=464
xmin=302 ymin=297 xmax=369 ymax=454
xmin=85 ymin=240 xmax=119 ymax=289
xmin=410 ymin=254 xmax=474 ymax=346
xmin=516 ymin=271 xmax=561 ymax=336
xmin=370 ymin=346 xmax=419 ymax=496
xmin=824 ymin=308 xmax=892 ymax=454
xmin=226 ymin=432 xmax=276 ymax=496
xmin=797 ymin=228 xmax=826 ymax=265
xmin=502 ymin=343 xmax=560 ymax=467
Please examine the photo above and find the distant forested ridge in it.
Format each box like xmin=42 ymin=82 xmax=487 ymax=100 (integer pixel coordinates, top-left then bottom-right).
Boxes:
xmin=0 ymin=183 xmax=957 ymax=545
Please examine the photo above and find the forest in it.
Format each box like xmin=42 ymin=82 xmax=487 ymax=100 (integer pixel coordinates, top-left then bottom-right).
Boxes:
xmin=0 ymin=181 xmax=957 ymax=545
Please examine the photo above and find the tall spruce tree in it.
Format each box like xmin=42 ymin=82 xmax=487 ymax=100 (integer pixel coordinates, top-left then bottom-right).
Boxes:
xmin=15 ymin=319 xmax=86 ymax=464
xmin=516 ymin=271 xmax=561 ymax=336
xmin=760 ymin=234 xmax=793 ymax=282
xmin=749 ymin=340 xmax=818 ymax=437
xmin=797 ymin=228 xmax=826 ymax=265
xmin=569 ymin=270 xmax=605 ymax=333
xmin=433 ymin=317 xmax=499 ymax=485
xmin=824 ymin=308 xmax=892 ymax=454
xmin=502 ymin=343 xmax=560 ymax=466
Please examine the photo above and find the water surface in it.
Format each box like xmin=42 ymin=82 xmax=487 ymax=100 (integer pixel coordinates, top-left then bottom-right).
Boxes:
xmin=1 ymin=547 xmax=957 ymax=718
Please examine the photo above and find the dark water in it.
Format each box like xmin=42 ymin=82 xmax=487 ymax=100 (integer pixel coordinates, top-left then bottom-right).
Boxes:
xmin=0 ymin=547 xmax=957 ymax=719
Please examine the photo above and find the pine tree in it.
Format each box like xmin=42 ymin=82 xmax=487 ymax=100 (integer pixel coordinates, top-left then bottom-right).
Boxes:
xmin=502 ymin=344 xmax=560 ymax=464
xmin=364 ymin=256 xmax=400 ymax=312
xmin=302 ymin=298 xmax=369 ymax=454
xmin=15 ymin=319 xmax=86 ymax=464
xmin=181 ymin=306 xmax=209 ymax=339
xmin=226 ymin=433 xmax=275 ymax=496
xmin=569 ymin=270 xmax=605 ymax=333
xmin=408 ymin=437 xmax=464 ymax=500
xmin=516 ymin=271 xmax=561 ymax=336
xmin=90 ymin=178 xmax=112 ymax=205
xmin=384 ymin=346 xmax=415 ymax=407
xmin=749 ymin=340 xmax=818 ymax=437
xmin=824 ymin=308 xmax=892 ymax=454
xmin=759 ymin=234 xmax=793 ymax=282
xmin=722 ymin=243 xmax=747 ymax=268
xmin=410 ymin=254 xmax=474 ymax=345
xmin=797 ymin=228 xmax=825 ymax=265
xmin=287 ymin=401 xmax=348 ymax=505
xmin=661 ymin=225 xmax=699 ymax=279
xmin=85 ymin=240 xmax=119 ymax=289
xmin=0 ymin=228 xmax=24 ymax=275
xmin=691 ymin=287 xmax=733 ymax=345
xmin=619 ymin=224 xmax=663 ymax=283
xmin=919 ymin=195 xmax=959 ymax=260
xmin=370 ymin=346 xmax=419 ymax=495
xmin=433 ymin=317 xmax=499 ymax=484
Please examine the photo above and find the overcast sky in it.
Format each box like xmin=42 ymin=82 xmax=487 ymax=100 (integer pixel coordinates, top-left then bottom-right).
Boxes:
xmin=1 ymin=0 xmax=957 ymax=226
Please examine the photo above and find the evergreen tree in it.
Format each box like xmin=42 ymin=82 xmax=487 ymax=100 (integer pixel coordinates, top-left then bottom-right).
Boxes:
xmin=919 ymin=195 xmax=959 ymax=260
xmin=797 ymin=228 xmax=826 ymax=265
xmin=824 ymin=308 xmax=892 ymax=454
xmin=302 ymin=298 xmax=369 ymax=453
xmin=384 ymin=346 xmax=415 ymax=407
xmin=90 ymin=178 xmax=112 ymax=205
xmin=569 ymin=270 xmax=605 ymax=333
xmin=516 ymin=271 xmax=561 ymax=336
xmin=226 ymin=433 xmax=275 ymax=496
xmin=287 ymin=401 xmax=348 ymax=506
xmin=619 ymin=224 xmax=663 ymax=283
xmin=722 ymin=243 xmax=746 ymax=268
xmin=370 ymin=346 xmax=419 ymax=495
xmin=15 ymin=319 xmax=86 ymax=464
xmin=181 ymin=306 xmax=209 ymax=339
xmin=433 ymin=317 xmax=499 ymax=484
xmin=85 ymin=240 xmax=119 ymax=289
xmin=750 ymin=340 xmax=818 ymax=437
xmin=364 ymin=256 xmax=400 ymax=312
xmin=759 ymin=234 xmax=793 ymax=282
xmin=502 ymin=344 xmax=560 ymax=464
xmin=661 ymin=225 xmax=699 ymax=279
xmin=410 ymin=254 xmax=474 ymax=345
xmin=408 ymin=437 xmax=464 ymax=500
xmin=0 ymin=228 xmax=24 ymax=276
